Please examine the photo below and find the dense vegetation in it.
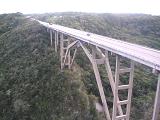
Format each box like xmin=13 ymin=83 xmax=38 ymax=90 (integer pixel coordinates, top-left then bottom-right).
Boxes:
xmin=0 ymin=13 xmax=100 ymax=120
xmin=0 ymin=12 xmax=159 ymax=120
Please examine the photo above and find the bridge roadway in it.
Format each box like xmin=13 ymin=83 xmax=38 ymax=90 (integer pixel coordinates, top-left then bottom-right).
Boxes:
xmin=37 ymin=20 xmax=160 ymax=71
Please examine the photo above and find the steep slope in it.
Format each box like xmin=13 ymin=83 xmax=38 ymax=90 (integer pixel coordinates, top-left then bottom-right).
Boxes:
xmin=0 ymin=13 xmax=100 ymax=120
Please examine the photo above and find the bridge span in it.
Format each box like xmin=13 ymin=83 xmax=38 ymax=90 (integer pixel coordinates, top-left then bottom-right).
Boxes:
xmin=35 ymin=19 xmax=160 ymax=120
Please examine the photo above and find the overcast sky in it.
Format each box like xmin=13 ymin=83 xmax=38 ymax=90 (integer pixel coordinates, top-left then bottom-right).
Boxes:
xmin=0 ymin=0 xmax=160 ymax=15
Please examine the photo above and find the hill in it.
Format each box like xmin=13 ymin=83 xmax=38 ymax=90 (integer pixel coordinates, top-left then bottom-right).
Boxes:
xmin=0 ymin=13 xmax=100 ymax=120
xmin=0 ymin=12 xmax=159 ymax=120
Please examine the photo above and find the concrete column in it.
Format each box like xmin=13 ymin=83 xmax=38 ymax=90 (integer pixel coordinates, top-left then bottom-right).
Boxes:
xmin=152 ymin=73 xmax=160 ymax=120
xmin=50 ymin=30 xmax=53 ymax=46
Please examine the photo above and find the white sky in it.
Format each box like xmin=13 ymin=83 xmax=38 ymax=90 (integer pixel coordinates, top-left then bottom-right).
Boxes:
xmin=0 ymin=0 xmax=160 ymax=15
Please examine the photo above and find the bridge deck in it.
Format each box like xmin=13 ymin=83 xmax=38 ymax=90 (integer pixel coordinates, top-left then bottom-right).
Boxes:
xmin=38 ymin=20 xmax=160 ymax=71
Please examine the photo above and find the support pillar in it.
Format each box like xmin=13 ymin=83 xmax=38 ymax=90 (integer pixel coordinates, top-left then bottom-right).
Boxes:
xmin=54 ymin=31 xmax=58 ymax=52
xmin=112 ymin=55 xmax=134 ymax=120
xmin=50 ymin=29 xmax=53 ymax=46
xmin=152 ymin=73 xmax=160 ymax=120
xmin=60 ymin=34 xmax=71 ymax=69
xmin=60 ymin=33 xmax=64 ymax=70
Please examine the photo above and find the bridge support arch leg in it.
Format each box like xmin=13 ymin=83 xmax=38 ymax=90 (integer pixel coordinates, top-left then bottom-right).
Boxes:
xmin=80 ymin=42 xmax=111 ymax=120
xmin=93 ymin=47 xmax=135 ymax=120
xmin=94 ymin=47 xmax=135 ymax=120
xmin=62 ymin=40 xmax=78 ymax=69
xmin=95 ymin=48 xmax=124 ymax=117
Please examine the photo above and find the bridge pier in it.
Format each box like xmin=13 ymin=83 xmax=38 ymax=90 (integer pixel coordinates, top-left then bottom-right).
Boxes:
xmin=50 ymin=29 xmax=53 ymax=46
xmin=54 ymin=31 xmax=58 ymax=52
xmin=152 ymin=73 xmax=160 ymax=120
xmin=49 ymin=29 xmax=59 ymax=52
xmin=112 ymin=55 xmax=134 ymax=120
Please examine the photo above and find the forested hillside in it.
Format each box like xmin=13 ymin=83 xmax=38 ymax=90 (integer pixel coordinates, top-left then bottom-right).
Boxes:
xmin=0 ymin=12 xmax=159 ymax=120
xmin=0 ymin=13 xmax=100 ymax=120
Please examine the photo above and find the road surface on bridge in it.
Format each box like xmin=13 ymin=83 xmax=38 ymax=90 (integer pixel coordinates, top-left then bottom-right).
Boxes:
xmin=37 ymin=20 xmax=160 ymax=71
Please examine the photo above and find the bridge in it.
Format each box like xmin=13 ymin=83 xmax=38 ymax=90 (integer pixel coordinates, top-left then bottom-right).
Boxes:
xmin=34 ymin=19 xmax=160 ymax=120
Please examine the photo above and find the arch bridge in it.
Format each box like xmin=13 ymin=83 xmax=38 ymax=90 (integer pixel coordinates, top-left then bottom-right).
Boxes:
xmin=35 ymin=19 xmax=160 ymax=120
